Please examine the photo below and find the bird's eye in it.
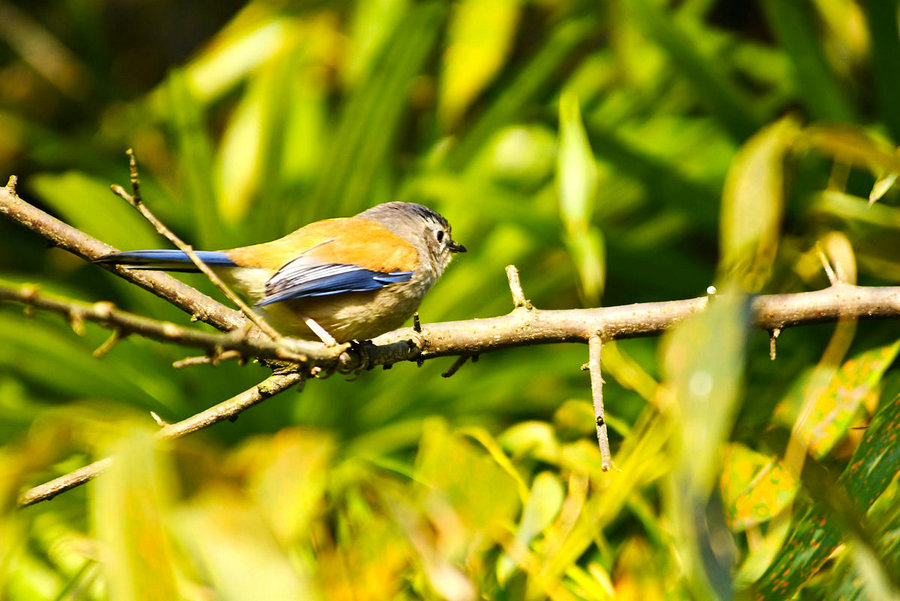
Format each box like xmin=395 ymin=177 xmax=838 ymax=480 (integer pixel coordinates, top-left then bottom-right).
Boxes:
xmin=436 ymin=230 xmax=445 ymax=242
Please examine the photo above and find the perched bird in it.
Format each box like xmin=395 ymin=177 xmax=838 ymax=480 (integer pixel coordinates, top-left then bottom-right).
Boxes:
xmin=96 ymin=202 xmax=465 ymax=342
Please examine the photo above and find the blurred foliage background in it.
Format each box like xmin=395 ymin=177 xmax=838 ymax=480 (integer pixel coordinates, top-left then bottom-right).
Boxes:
xmin=2 ymin=0 xmax=900 ymax=599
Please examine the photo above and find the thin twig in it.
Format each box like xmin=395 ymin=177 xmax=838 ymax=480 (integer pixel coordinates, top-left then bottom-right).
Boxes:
xmin=172 ymin=350 xmax=244 ymax=369
xmin=17 ymin=371 xmax=305 ymax=507
xmin=441 ymin=355 xmax=470 ymax=378
xmin=92 ymin=329 xmax=121 ymax=358
xmin=110 ymin=149 xmax=282 ymax=341
xmin=505 ymin=265 xmax=533 ymax=309
xmin=587 ymin=335 xmax=612 ymax=471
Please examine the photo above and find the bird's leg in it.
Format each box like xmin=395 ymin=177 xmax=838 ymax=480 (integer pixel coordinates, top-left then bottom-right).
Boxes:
xmin=303 ymin=316 xmax=338 ymax=346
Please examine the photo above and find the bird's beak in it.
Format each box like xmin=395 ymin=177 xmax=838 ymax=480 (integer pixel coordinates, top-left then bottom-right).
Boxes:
xmin=448 ymin=239 xmax=467 ymax=253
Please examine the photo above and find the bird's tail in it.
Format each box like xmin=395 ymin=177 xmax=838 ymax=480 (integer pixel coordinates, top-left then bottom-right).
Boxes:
xmin=94 ymin=250 xmax=237 ymax=273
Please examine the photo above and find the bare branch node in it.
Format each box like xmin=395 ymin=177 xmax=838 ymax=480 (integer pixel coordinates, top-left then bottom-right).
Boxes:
xmin=505 ymin=265 xmax=533 ymax=310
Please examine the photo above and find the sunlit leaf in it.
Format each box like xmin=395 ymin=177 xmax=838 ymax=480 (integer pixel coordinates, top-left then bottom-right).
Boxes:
xmin=439 ymin=0 xmax=521 ymax=128
xmin=720 ymin=116 xmax=800 ymax=291
xmin=612 ymin=538 xmax=668 ymax=601
xmin=499 ymin=421 xmax=560 ymax=464
xmin=317 ymin=496 xmax=411 ymax=601
xmin=720 ymin=443 xmax=798 ymax=531
xmin=175 ymin=485 xmax=312 ymax=600
xmin=869 ymin=172 xmax=897 ymax=206
xmin=801 ymin=124 xmax=900 ymax=174
xmin=496 ymin=471 xmax=565 ymax=584
xmin=215 ymin=76 xmax=263 ymax=225
xmin=416 ymin=419 xmax=519 ymax=534
xmin=240 ymin=428 xmax=334 ymax=545
xmin=343 ymin=0 xmax=409 ymax=86
xmin=185 ymin=12 xmax=291 ymax=102
xmin=92 ymin=432 xmax=179 ymax=601
xmin=799 ymin=340 xmax=900 ymax=459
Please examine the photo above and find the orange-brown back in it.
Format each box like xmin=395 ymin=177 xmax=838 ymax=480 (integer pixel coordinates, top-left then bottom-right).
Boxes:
xmin=226 ymin=217 xmax=419 ymax=273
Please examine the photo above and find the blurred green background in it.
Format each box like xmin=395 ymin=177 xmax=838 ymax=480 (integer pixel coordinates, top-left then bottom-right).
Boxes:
xmin=2 ymin=1 xmax=900 ymax=599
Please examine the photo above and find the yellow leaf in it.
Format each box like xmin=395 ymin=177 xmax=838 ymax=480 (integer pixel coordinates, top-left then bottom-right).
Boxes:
xmin=439 ymin=0 xmax=521 ymax=128
xmin=720 ymin=117 xmax=800 ymax=291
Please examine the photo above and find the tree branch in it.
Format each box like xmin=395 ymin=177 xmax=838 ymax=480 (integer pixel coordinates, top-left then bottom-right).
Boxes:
xmin=109 ymin=149 xmax=283 ymax=341
xmin=0 ymin=179 xmax=247 ymax=333
xmin=17 ymin=371 xmax=305 ymax=507
xmin=8 ymin=175 xmax=900 ymax=509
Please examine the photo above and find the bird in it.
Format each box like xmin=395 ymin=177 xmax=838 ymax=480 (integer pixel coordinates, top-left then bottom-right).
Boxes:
xmin=95 ymin=202 xmax=466 ymax=342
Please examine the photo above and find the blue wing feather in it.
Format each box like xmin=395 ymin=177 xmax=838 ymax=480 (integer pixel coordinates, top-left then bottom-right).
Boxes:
xmin=95 ymin=250 xmax=237 ymax=272
xmin=258 ymin=261 xmax=413 ymax=306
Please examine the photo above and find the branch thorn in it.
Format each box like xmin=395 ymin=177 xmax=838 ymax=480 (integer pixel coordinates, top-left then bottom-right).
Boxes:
xmin=816 ymin=244 xmax=840 ymax=286
xmin=149 ymin=411 xmax=168 ymax=427
xmin=769 ymin=327 xmax=781 ymax=361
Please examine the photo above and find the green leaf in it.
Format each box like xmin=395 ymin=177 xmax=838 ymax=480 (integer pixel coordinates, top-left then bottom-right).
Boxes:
xmin=416 ymin=418 xmax=520 ymax=533
xmin=760 ymin=0 xmax=854 ymax=122
xmin=0 ymin=314 xmax=161 ymax=407
xmin=719 ymin=116 xmax=800 ymax=291
xmin=301 ymin=1 xmax=447 ymax=220
xmin=499 ymin=421 xmax=560 ymax=464
xmin=801 ymin=340 xmax=900 ymax=459
xmin=214 ymin=73 xmax=264 ymax=225
xmin=443 ymin=17 xmax=595 ymax=171
xmin=627 ymin=0 xmax=762 ymax=140
xmin=29 ymin=172 xmax=159 ymax=251
xmin=752 ymin=393 xmax=900 ymax=600
xmin=719 ymin=443 xmax=798 ymax=531
xmin=862 ymin=0 xmax=900 ymax=140
xmin=563 ymin=226 xmax=606 ymax=305
xmin=161 ymin=70 xmax=220 ymax=248
xmin=557 ymin=93 xmax=599 ymax=231
xmin=343 ymin=0 xmax=409 ymax=85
